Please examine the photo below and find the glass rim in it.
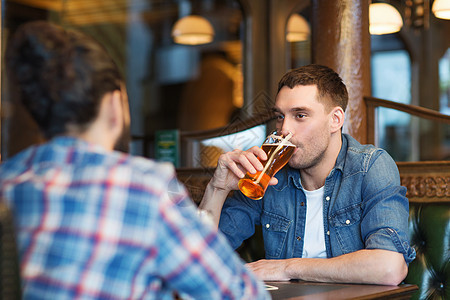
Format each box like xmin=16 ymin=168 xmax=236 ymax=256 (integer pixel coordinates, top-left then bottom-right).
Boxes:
xmin=263 ymin=129 xmax=294 ymax=146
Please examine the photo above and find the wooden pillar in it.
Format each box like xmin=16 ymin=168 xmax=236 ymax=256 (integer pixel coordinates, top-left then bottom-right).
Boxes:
xmin=240 ymin=0 xmax=272 ymax=117
xmin=311 ymin=0 xmax=371 ymax=143
xmin=268 ymin=0 xmax=308 ymax=99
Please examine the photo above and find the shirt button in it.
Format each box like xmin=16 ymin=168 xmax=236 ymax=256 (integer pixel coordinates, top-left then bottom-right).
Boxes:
xmin=266 ymin=224 xmax=270 ymax=229
xmin=345 ymin=219 xmax=350 ymax=225
xmin=327 ymin=231 xmax=330 ymax=235
xmin=300 ymin=202 xmax=305 ymax=206
xmin=325 ymin=196 xmax=330 ymax=201
xmin=296 ymin=236 xmax=301 ymax=241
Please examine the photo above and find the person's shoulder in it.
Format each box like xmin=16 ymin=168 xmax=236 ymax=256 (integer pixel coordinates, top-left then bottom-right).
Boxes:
xmin=0 ymin=145 xmax=38 ymax=176
xmin=341 ymin=134 xmax=396 ymax=171
xmin=343 ymin=133 xmax=395 ymax=161
xmin=344 ymin=134 xmax=378 ymax=155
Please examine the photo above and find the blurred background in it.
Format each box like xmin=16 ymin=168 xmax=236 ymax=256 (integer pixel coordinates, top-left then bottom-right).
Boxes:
xmin=1 ymin=0 xmax=449 ymax=165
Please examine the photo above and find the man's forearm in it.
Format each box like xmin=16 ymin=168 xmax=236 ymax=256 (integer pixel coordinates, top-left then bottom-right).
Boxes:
xmin=198 ymin=181 xmax=230 ymax=227
xmin=248 ymin=249 xmax=408 ymax=286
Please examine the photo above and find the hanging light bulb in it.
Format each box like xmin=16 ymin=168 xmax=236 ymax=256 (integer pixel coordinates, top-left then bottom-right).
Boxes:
xmin=432 ymin=0 xmax=450 ymax=20
xmin=286 ymin=13 xmax=310 ymax=42
xmin=171 ymin=15 xmax=214 ymax=45
xmin=369 ymin=3 xmax=403 ymax=35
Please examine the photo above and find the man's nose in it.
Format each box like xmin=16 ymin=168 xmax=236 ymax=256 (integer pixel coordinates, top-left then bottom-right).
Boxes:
xmin=280 ymin=120 xmax=294 ymax=137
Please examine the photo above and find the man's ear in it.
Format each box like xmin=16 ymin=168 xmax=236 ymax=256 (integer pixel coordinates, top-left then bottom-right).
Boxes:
xmin=330 ymin=106 xmax=345 ymax=133
xmin=109 ymin=90 xmax=123 ymax=126
xmin=75 ymin=90 xmax=124 ymax=151
xmin=101 ymin=90 xmax=123 ymax=140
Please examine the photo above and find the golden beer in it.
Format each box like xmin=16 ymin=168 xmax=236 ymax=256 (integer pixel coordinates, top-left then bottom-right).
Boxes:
xmin=238 ymin=143 xmax=295 ymax=200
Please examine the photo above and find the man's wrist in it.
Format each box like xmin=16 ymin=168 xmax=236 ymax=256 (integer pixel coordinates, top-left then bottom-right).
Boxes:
xmin=284 ymin=258 xmax=302 ymax=280
xmin=199 ymin=181 xmax=230 ymax=227
xmin=205 ymin=179 xmax=230 ymax=202
xmin=208 ymin=178 xmax=231 ymax=195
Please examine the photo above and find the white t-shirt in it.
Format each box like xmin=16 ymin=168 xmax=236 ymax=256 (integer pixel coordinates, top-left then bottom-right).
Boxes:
xmin=302 ymin=186 xmax=327 ymax=258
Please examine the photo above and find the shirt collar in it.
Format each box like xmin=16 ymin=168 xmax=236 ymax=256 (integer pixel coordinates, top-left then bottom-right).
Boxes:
xmin=50 ymin=136 xmax=109 ymax=154
xmin=282 ymin=133 xmax=348 ymax=189
xmin=334 ymin=133 xmax=348 ymax=172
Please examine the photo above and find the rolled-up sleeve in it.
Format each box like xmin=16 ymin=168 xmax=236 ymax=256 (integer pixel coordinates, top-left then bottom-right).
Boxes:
xmin=361 ymin=150 xmax=416 ymax=264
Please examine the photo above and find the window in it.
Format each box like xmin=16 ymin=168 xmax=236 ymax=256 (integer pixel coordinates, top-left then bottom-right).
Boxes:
xmin=371 ymin=43 xmax=413 ymax=161
xmin=439 ymin=48 xmax=450 ymax=115
xmin=438 ymin=48 xmax=450 ymax=158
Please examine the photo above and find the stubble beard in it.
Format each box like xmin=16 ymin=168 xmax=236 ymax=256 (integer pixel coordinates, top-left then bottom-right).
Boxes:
xmin=288 ymin=141 xmax=328 ymax=171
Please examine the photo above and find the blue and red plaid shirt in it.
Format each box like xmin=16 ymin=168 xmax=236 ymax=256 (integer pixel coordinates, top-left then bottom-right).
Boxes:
xmin=0 ymin=137 xmax=269 ymax=300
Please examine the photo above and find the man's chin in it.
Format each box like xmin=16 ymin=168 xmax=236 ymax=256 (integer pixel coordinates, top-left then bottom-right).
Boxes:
xmin=288 ymin=158 xmax=301 ymax=169
xmin=288 ymin=151 xmax=302 ymax=168
xmin=288 ymin=156 xmax=312 ymax=170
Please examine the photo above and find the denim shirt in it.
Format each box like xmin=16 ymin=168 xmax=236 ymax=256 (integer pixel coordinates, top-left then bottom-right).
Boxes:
xmin=219 ymin=133 xmax=416 ymax=264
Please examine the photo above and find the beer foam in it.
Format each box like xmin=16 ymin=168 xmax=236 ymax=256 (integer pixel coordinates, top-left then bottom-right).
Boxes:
xmin=262 ymin=142 xmax=295 ymax=147
xmin=266 ymin=132 xmax=293 ymax=143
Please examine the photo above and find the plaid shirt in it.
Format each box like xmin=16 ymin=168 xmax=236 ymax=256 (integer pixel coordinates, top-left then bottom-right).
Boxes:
xmin=0 ymin=137 xmax=269 ymax=300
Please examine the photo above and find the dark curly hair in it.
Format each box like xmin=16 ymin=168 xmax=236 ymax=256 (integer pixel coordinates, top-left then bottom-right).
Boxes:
xmin=5 ymin=21 xmax=123 ymax=139
xmin=277 ymin=64 xmax=348 ymax=112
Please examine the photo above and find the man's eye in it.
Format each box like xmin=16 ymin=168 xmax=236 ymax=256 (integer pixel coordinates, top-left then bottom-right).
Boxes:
xmin=295 ymin=114 xmax=306 ymax=119
xmin=276 ymin=114 xmax=284 ymax=121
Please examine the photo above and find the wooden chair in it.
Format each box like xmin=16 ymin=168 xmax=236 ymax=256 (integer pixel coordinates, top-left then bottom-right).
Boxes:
xmin=179 ymin=111 xmax=275 ymax=168
xmin=176 ymin=111 xmax=275 ymax=201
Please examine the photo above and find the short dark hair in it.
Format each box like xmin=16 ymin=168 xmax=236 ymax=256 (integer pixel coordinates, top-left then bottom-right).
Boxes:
xmin=277 ymin=64 xmax=348 ymax=111
xmin=5 ymin=21 xmax=123 ymax=139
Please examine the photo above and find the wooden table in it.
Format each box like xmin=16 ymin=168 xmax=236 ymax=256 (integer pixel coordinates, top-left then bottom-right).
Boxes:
xmin=266 ymin=280 xmax=418 ymax=300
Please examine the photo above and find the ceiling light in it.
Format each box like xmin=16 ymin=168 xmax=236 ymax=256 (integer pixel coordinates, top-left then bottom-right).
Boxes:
xmin=172 ymin=15 xmax=214 ymax=45
xmin=286 ymin=13 xmax=310 ymax=42
xmin=369 ymin=3 xmax=403 ymax=35
xmin=432 ymin=0 xmax=450 ymax=20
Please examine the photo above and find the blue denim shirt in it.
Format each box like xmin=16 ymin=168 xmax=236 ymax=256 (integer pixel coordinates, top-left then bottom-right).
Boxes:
xmin=219 ymin=134 xmax=416 ymax=264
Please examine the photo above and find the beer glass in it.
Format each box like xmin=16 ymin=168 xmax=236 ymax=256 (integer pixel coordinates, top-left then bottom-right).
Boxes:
xmin=238 ymin=130 xmax=295 ymax=200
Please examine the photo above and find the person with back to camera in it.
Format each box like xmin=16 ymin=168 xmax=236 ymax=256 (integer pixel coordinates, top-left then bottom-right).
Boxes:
xmin=0 ymin=21 xmax=269 ymax=299
xmin=199 ymin=64 xmax=416 ymax=285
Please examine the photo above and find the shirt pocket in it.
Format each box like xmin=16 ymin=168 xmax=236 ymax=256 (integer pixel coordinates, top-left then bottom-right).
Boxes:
xmin=261 ymin=211 xmax=292 ymax=258
xmin=329 ymin=203 xmax=364 ymax=254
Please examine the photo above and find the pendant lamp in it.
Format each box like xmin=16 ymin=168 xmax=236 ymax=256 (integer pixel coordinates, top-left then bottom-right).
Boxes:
xmin=286 ymin=13 xmax=310 ymax=42
xmin=369 ymin=3 xmax=403 ymax=35
xmin=172 ymin=15 xmax=214 ymax=45
xmin=432 ymin=0 xmax=450 ymax=19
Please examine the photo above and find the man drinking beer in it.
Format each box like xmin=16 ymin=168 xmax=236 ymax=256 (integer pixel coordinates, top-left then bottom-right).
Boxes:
xmin=199 ymin=64 xmax=415 ymax=285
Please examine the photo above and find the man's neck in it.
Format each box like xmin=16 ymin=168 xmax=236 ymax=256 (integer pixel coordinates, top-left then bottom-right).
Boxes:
xmin=66 ymin=123 xmax=115 ymax=152
xmin=65 ymin=91 xmax=122 ymax=152
xmin=300 ymin=134 xmax=342 ymax=191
